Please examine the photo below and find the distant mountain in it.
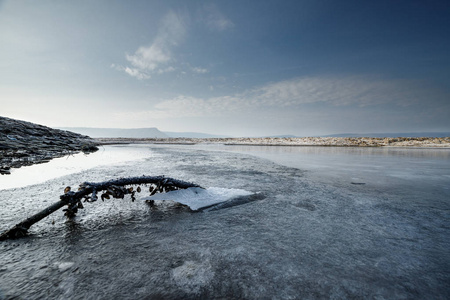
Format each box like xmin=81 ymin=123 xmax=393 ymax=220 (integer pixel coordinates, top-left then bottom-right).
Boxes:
xmin=163 ymin=131 xmax=231 ymax=138
xmin=59 ymin=127 xmax=168 ymax=138
xmin=323 ymin=132 xmax=450 ymax=138
xmin=57 ymin=128 xmax=450 ymax=139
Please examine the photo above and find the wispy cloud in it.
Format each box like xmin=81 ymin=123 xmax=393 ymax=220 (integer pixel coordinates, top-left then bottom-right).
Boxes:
xmin=192 ymin=67 xmax=209 ymax=74
xmin=119 ymin=10 xmax=187 ymax=79
xmin=124 ymin=67 xmax=150 ymax=80
xmin=157 ymin=66 xmax=176 ymax=74
xmin=200 ymin=4 xmax=234 ymax=31
xmin=136 ymin=75 xmax=441 ymax=118
xmin=253 ymin=76 xmax=419 ymax=107
xmin=110 ymin=64 xmax=150 ymax=80
xmin=115 ymin=7 xmax=233 ymax=80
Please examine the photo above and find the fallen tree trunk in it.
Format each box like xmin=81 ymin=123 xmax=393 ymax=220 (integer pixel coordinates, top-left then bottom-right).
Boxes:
xmin=0 ymin=175 xmax=201 ymax=241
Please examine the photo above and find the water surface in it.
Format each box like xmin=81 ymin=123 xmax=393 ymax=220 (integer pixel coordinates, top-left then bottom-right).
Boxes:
xmin=0 ymin=145 xmax=152 ymax=190
xmin=1 ymin=144 xmax=449 ymax=299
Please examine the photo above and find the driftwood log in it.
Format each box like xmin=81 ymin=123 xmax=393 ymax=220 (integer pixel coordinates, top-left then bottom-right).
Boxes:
xmin=0 ymin=175 xmax=201 ymax=241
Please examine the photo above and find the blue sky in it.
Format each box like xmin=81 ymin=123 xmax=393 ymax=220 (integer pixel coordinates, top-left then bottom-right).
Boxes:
xmin=1 ymin=0 xmax=449 ymax=136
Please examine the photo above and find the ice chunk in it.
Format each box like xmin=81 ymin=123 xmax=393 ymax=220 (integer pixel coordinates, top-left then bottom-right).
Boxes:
xmin=141 ymin=187 xmax=253 ymax=210
xmin=54 ymin=262 xmax=75 ymax=271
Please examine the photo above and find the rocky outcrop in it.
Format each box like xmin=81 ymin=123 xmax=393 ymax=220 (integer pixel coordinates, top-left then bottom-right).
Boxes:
xmin=0 ymin=116 xmax=99 ymax=175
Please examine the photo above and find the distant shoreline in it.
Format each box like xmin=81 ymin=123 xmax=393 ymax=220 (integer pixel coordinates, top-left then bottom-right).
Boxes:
xmin=95 ymin=137 xmax=450 ymax=148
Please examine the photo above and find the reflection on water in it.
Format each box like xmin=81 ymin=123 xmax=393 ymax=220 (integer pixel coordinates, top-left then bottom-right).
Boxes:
xmin=186 ymin=144 xmax=450 ymax=196
xmin=230 ymin=144 xmax=450 ymax=157
xmin=191 ymin=144 xmax=450 ymax=161
xmin=0 ymin=145 xmax=153 ymax=190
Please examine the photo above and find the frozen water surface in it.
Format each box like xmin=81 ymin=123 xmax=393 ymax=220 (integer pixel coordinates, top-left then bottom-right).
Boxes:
xmin=0 ymin=144 xmax=449 ymax=299
xmin=141 ymin=187 xmax=254 ymax=211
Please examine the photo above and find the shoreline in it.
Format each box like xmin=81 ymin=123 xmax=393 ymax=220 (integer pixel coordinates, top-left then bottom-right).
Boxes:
xmin=2 ymin=124 xmax=449 ymax=176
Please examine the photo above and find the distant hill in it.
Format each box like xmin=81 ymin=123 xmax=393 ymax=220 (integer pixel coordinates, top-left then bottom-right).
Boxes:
xmin=323 ymin=132 xmax=450 ymax=138
xmin=163 ymin=131 xmax=231 ymax=138
xmin=59 ymin=127 xmax=231 ymax=138
xmin=57 ymin=128 xmax=450 ymax=139
xmin=59 ymin=127 xmax=168 ymax=138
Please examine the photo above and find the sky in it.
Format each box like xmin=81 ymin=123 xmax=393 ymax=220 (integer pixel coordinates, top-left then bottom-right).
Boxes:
xmin=1 ymin=0 xmax=449 ymax=137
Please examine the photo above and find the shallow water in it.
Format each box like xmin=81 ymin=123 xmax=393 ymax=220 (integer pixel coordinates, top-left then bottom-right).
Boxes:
xmin=0 ymin=145 xmax=152 ymax=190
xmin=1 ymin=144 xmax=449 ymax=299
xmin=190 ymin=144 xmax=450 ymax=191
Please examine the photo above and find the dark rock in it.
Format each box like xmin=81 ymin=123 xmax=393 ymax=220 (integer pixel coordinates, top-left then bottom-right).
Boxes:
xmin=0 ymin=116 xmax=99 ymax=174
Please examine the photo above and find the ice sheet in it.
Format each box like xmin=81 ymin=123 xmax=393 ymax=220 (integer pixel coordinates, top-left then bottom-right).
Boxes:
xmin=2 ymin=145 xmax=449 ymax=299
xmin=140 ymin=187 xmax=253 ymax=210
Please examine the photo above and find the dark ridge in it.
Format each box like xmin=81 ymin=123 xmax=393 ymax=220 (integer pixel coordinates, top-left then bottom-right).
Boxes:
xmin=0 ymin=116 xmax=99 ymax=175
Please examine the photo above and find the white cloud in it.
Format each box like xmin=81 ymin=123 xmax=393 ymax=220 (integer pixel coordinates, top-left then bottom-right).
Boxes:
xmin=126 ymin=45 xmax=171 ymax=71
xmin=251 ymin=76 xmax=426 ymax=107
xmin=119 ymin=10 xmax=187 ymax=79
xmin=111 ymin=64 xmax=150 ymax=80
xmin=138 ymin=75 xmax=435 ymax=119
xmin=124 ymin=67 xmax=150 ymax=80
xmin=115 ymin=7 xmax=232 ymax=80
xmin=157 ymin=66 xmax=176 ymax=74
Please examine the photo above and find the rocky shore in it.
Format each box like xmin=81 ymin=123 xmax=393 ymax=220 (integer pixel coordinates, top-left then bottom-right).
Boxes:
xmin=0 ymin=117 xmax=99 ymax=175
xmin=96 ymin=136 xmax=450 ymax=147
xmin=1 ymin=115 xmax=448 ymax=176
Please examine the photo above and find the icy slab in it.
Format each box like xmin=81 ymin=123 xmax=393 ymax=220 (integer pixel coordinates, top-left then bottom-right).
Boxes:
xmin=54 ymin=262 xmax=75 ymax=272
xmin=141 ymin=187 xmax=253 ymax=211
